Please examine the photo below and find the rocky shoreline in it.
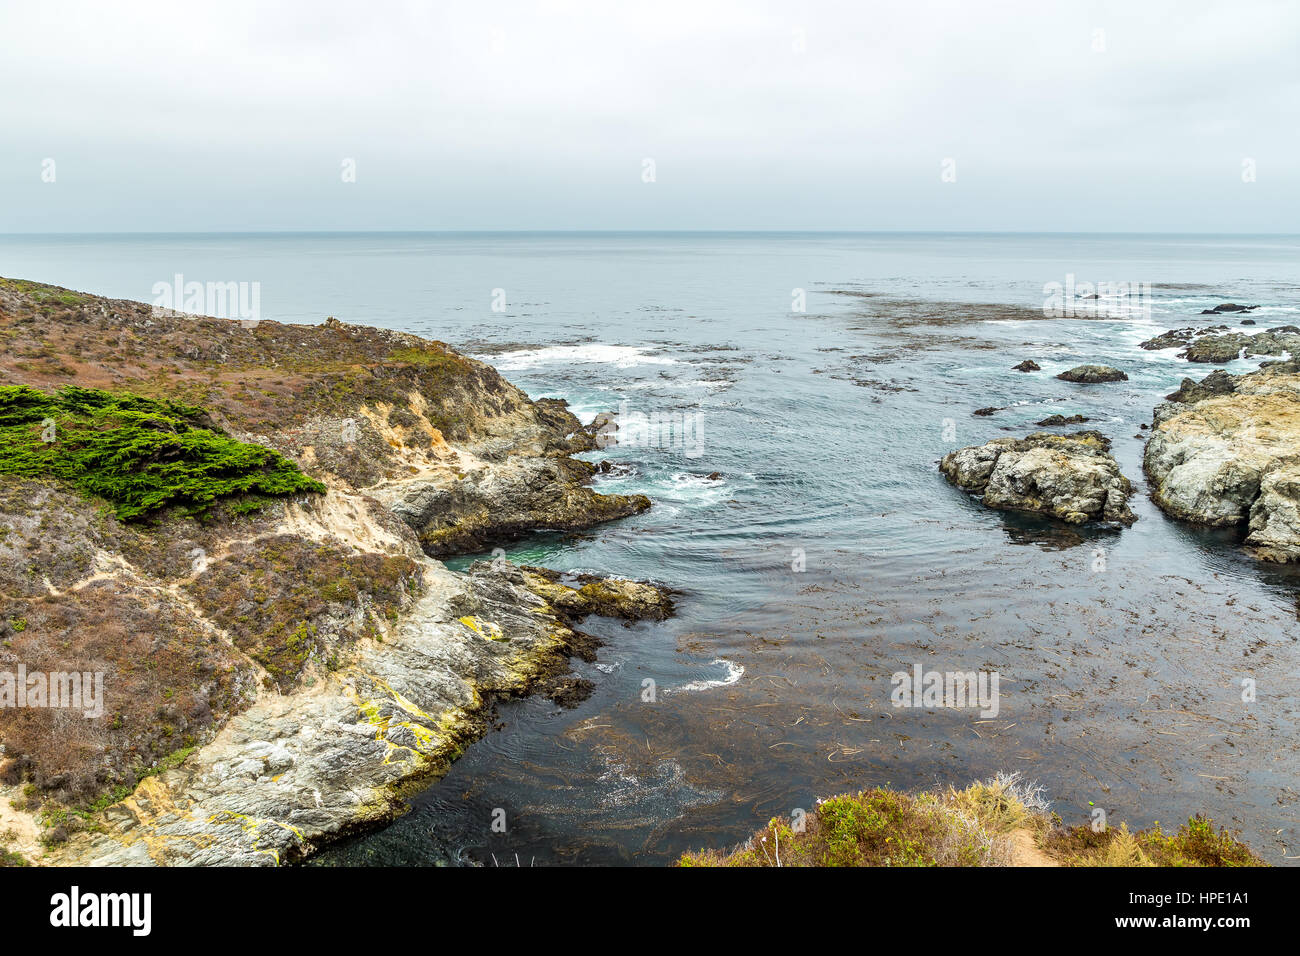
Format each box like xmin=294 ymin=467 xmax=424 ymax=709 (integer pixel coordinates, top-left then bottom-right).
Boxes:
xmin=0 ymin=278 xmax=667 ymax=865
xmin=942 ymin=308 xmax=1300 ymax=565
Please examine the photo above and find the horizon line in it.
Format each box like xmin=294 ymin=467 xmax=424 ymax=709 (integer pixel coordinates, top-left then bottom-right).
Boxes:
xmin=3 ymin=229 xmax=1300 ymax=238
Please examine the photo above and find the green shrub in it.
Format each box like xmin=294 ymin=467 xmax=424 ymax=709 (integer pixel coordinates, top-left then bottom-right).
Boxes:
xmin=0 ymin=385 xmax=325 ymax=519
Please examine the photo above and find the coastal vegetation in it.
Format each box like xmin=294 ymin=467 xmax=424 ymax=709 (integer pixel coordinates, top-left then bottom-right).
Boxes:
xmin=0 ymin=384 xmax=325 ymax=519
xmin=0 ymin=277 xmax=665 ymax=865
xmin=676 ymin=775 xmax=1264 ymax=867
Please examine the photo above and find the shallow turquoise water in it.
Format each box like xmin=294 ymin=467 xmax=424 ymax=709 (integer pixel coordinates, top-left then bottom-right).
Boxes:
xmin=4 ymin=232 xmax=1298 ymax=864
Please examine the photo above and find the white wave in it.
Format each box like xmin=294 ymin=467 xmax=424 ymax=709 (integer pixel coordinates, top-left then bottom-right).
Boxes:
xmin=489 ymin=344 xmax=677 ymax=371
xmin=670 ymin=658 xmax=745 ymax=694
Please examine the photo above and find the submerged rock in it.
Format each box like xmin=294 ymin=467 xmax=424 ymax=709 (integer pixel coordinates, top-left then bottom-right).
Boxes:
xmin=940 ymin=431 xmax=1136 ymax=525
xmin=1144 ymin=361 xmax=1300 ymax=561
xmin=1056 ymin=364 xmax=1128 ymax=383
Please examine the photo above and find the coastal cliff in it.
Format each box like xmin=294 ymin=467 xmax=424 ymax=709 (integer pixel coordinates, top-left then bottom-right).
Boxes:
xmin=0 ymin=277 xmax=660 ymax=865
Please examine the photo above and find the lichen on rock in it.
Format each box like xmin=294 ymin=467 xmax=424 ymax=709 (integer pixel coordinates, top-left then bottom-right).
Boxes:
xmin=1144 ymin=360 xmax=1300 ymax=561
xmin=940 ymin=431 xmax=1136 ymax=525
xmin=0 ymin=277 xmax=671 ymax=865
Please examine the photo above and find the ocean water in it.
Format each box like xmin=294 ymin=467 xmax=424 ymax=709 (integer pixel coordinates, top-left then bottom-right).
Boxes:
xmin=3 ymin=232 xmax=1299 ymax=865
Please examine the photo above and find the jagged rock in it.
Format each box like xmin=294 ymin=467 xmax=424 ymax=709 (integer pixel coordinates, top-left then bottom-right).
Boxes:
xmin=1012 ymin=360 xmax=1041 ymax=372
xmin=1183 ymin=327 xmax=1300 ymax=364
xmin=940 ymin=431 xmax=1136 ymax=525
xmin=1035 ymin=414 xmax=1090 ymax=426
xmin=1144 ymin=362 xmax=1300 ymax=561
xmin=51 ymin=560 xmax=671 ymax=865
xmin=384 ymin=456 xmax=650 ymax=557
xmin=519 ymin=565 xmax=676 ymax=622
xmin=1140 ymin=326 xmax=1229 ymax=351
xmin=1056 ymin=364 xmax=1128 ymax=383
xmin=1165 ymin=369 xmax=1237 ymax=404
xmin=1143 ymin=324 xmax=1300 ymax=364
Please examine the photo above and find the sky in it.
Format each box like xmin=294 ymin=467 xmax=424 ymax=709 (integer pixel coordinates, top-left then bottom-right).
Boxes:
xmin=0 ymin=0 xmax=1296 ymax=232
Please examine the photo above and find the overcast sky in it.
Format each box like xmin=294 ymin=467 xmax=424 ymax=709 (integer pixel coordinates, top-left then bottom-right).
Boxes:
xmin=1 ymin=0 xmax=1295 ymax=232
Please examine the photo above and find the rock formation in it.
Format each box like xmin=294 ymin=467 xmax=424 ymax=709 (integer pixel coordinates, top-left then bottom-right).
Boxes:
xmin=1145 ymin=361 xmax=1300 ymax=561
xmin=0 ymin=277 xmax=664 ymax=864
xmin=940 ymin=431 xmax=1136 ymax=525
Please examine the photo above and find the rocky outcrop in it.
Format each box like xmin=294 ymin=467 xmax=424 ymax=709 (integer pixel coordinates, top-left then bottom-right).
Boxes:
xmin=48 ymin=561 xmax=672 ymax=866
xmin=1184 ymin=327 xmax=1300 ymax=364
xmin=1144 ymin=361 xmax=1300 ymax=561
xmin=940 ymin=431 xmax=1136 ymax=525
xmin=519 ymin=566 xmax=676 ymax=621
xmin=1165 ymin=368 xmax=1237 ymax=404
xmin=1140 ymin=326 xmax=1230 ymax=351
xmin=1055 ymin=364 xmax=1128 ymax=383
xmin=0 ymin=277 xmax=667 ymax=865
xmin=383 ymin=456 xmax=649 ymax=557
xmin=1035 ymin=414 xmax=1089 ymax=426
xmin=1140 ymin=325 xmax=1300 ymax=364
xmin=1200 ymin=303 xmax=1259 ymax=314
xmin=1012 ymin=360 xmax=1041 ymax=372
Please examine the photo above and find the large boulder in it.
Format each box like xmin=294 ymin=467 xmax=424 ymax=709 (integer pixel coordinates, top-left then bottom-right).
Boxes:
xmin=1144 ymin=362 xmax=1300 ymax=561
xmin=940 ymin=431 xmax=1136 ymax=525
xmin=1056 ymin=364 xmax=1128 ymax=383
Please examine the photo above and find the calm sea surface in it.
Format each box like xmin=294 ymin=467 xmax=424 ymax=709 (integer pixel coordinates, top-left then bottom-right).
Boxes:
xmin=3 ymin=232 xmax=1298 ymax=864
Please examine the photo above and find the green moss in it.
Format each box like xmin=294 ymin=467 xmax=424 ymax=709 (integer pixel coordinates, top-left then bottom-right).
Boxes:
xmin=0 ymin=385 xmax=325 ymax=519
xmin=387 ymin=346 xmax=471 ymax=371
xmin=0 ymin=278 xmax=87 ymax=307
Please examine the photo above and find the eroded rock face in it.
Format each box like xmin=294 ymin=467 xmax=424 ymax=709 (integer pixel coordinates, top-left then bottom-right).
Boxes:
xmin=0 ymin=277 xmax=669 ymax=864
xmin=52 ymin=562 xmax=674 ymax=866
xmin=941 ymin=431 xmax=1136 ymax=525
xmin=1144 ymin=362 xmax=1300 ymax=561
xmin=1055 ymin=364 xmax=1129 ymax=383
xmin=384 ymin=456 xmax=650 ymax=557
xmin=519 ymin=565 xmax=676 ymax=621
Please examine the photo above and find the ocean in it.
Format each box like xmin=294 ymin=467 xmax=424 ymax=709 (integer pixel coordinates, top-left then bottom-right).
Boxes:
xmin=3 ymin=231 xmax=1298 ymax=865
